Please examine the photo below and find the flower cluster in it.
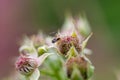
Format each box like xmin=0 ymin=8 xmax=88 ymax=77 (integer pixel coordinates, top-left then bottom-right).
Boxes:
xmin=15 ymin=13 xmax=94 ymax=80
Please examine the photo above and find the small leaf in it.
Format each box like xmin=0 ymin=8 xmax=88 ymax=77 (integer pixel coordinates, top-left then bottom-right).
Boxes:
xmin=87 ymin=65 xmax=94 ymax=79
xmin=37 ymin=53 xmax=54 ymax=66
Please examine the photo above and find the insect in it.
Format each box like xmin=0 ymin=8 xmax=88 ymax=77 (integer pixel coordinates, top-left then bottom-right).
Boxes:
xmin=52 ymin=37 xmax=61 ymax=43
xmin=51 ymin=32 xmax=61 ymax=43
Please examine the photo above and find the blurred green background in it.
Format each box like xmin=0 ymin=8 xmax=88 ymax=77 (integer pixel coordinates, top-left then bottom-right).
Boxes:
xmin=0 ymin=0 xmax=120 ymax=80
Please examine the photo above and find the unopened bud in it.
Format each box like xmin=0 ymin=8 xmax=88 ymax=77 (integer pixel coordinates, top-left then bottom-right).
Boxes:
xmin=19 ymin=45 xmax=38 ymax=57
xmin=15 ymin=56 xmax=38 ymax=76
xmin=66 ymin=56 xmax=94 ymax=80
xmin=37 ymin=46 xmax=47 ymax=56
xmin=31 ymin=34 xmax=45 ymax=48
xmin=74 ymin=14 xmax=91 ymax=37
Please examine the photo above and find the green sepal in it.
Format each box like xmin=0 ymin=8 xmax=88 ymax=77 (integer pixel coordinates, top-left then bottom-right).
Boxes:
xmin=37 ymin=46 xmax=47 ymax=56
xmin=71 ymin=66 xmax=83 ymax=80
xmin=71 ymin=31 xmax=77 ymax=37
xmin=81 ymin=33 xmax=93 ymax=50
xmin=26 ymin=69 xmax=40 ymax=80
xmin=67 ymin=46 xmax=78 ymax=59
xmin=87 ymin=64 xmax=94 ymax=79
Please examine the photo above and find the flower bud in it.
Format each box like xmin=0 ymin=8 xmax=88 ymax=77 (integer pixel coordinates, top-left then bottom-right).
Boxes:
xmin=19 ymin=45 xmax=34 ymax=55
xmin=30 ymin=33 xmax=45 ymax=48
xmin=77 ymin=15 xmax=91 ymax=37
xmin=15 ymin=56 xmax=38 ymax=76
xmin=19 ymin=45 xmax=38 ymax=57
xmin=66 ymin=56 xmax=94 ymax=80
xmin=37 ymin=46 xmax=47 ymax=56
xmin=56 ymin=35 xmax=81 ymax=55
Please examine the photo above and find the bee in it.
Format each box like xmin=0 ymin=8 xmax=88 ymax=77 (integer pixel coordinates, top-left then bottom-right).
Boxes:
xmin=51 ymin=31 xmax=61 ymax=43
xmin=52 ymin=37 xmax=61 ymax=43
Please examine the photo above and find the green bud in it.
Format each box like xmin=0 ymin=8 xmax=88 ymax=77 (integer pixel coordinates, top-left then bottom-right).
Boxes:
xmin=37 ymin=46 xmax=47 ymax=56
xmin=30 ymin=32 xmax=45 ymax=48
